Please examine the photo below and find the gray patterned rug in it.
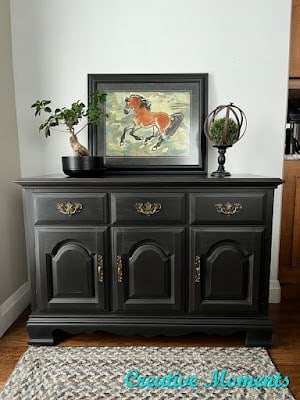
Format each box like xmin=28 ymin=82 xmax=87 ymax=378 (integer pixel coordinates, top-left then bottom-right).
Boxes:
xmin=0 ymin=346 xmax=295 ymax=399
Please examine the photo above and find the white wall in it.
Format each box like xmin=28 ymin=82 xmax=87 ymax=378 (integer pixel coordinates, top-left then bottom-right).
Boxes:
xmin=10 ymin=0 xmax=291 ymax=300
xmin=0 ymin=0 xmax=29 ymax=337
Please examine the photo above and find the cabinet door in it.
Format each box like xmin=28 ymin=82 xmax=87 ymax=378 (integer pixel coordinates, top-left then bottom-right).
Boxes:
xmin=279 ymin=161 xmax=300 ymax=298
xmin=35 ymin=227 xmax=107 ymax=311
xmin=290 ymin=0 xmax=300 ymax=77
xmin=189 ymin=227 xmax=265 ymax=315
xmin=112 ymin=227 xmax=185 ymax=312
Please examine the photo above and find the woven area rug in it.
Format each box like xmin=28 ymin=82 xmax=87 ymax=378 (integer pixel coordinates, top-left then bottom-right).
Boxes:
xmin=0 ymin=346 xmax=295 ymax=400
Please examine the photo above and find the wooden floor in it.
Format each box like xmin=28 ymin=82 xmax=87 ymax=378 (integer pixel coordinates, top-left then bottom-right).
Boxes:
xmin=1 ymin=301 xmax=300 ymax=398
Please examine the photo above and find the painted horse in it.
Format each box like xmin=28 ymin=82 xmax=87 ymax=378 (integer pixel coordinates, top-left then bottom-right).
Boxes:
xmin=120 ymin=94 xmax=184 ymax=150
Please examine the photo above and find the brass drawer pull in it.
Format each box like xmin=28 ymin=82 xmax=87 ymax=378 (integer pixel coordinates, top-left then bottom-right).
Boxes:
xmin=195 ymin=255 xmax=201 ymax=283
xmin=117 ymin=255 xmax=123 ymax=283
xmin=56 ymin=201 xmax=83 ymax=216
xmin=135 ymin=201 xmax=162 ymax=216
xmin=97 ymin=255 xmax=104 ymax=283
xmin=215 ymin=202 xmax=242 ymax=216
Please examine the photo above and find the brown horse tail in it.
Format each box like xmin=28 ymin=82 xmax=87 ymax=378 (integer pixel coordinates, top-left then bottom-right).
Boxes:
xmin=165 ymin=112 xmax=184 ymax=138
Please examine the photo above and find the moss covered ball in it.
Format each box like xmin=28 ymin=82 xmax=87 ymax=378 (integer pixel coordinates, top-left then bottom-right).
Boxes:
xmin=209 ymin=117 xmax=240 ymax=145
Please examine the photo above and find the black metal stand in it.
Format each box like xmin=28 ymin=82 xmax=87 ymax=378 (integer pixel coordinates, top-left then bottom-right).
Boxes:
xmin=211 ymin=145 xmax=232 ymax=177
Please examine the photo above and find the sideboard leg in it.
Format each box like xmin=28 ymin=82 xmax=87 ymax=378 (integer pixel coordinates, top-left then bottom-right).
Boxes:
xmin=27 ymin=325 xmax=55 ymax=346
xmin=246 ymin=328 xmax=273 ymax=347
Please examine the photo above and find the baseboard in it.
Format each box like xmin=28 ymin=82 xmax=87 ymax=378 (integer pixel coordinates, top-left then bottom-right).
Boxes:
xmin=269 ymin=279 xmax=281 ymax=303
xmin=0 ymin=281 xmax=30 ymax=337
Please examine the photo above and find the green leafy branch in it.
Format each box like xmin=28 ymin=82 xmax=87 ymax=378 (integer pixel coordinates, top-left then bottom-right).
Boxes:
xmin=31 ymin=90 xmax=107 ymax=138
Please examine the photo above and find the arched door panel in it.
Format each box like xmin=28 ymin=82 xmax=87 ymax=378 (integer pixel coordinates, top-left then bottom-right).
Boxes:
xmin=190 ymin=227 xmax=265 ymax=315
xmin=35 ymin=227 xmax=107 ymax=311
xmin=112 ymin=227 xmax=185 ymax=312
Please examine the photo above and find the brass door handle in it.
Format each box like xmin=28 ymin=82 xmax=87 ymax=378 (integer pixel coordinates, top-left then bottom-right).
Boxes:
xmin=215 ymin=202 xmax=242 ymax=216
xmin=97 ymin=255 xmax=104 ymax=283
xmin=117 ymin=255 xmax=123 ymax=283
xmin=194 ymin=255 xmax=201 ymax=283
xmin=135 ymin=201 xmax=162 ymax=216
xmin=56 ymin=201 xmax=83 ymax=216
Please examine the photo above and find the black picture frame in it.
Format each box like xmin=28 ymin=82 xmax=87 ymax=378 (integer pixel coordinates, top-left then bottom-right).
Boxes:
xmin=88 ymin=73 xmax=208 ymax=174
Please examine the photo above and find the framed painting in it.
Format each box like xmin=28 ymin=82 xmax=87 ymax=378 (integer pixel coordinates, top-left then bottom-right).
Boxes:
xmin=88 ymin=73 xmax=208 ymax=173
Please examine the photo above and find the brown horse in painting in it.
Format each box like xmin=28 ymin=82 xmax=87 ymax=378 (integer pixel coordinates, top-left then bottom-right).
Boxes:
xmin=120 ymin=94 xmax=184 ymax=150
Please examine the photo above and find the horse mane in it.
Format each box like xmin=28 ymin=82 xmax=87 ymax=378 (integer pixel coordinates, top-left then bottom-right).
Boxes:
xmin=130 ymin=94 xmax=151 ymax=110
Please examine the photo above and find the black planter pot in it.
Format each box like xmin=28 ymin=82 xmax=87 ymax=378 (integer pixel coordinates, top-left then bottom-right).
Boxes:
xmin=62 ymin=156 xmax=105 ymax=177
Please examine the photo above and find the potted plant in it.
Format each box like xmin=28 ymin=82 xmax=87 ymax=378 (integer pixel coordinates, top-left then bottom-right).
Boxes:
xmin=31 ymin=90 xmax=107 ymax=177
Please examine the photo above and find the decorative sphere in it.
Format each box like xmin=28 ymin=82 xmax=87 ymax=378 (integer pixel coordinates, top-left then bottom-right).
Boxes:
xmin=204 ymin=103 xmax=247 ymax=147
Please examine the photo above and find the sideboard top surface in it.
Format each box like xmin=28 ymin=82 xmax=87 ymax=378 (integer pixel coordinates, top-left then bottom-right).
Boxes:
xmin=16 ymin=174 xmax=283 ymax=188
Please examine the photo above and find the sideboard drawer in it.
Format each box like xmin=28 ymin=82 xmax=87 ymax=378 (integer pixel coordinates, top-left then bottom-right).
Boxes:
xmin=33 ymin=193 xmax=107 ymax=223
xmin=111 ymin=193 xmax=186 ymax=223
xmin=190 ymin=192 xmax=267 ymax=224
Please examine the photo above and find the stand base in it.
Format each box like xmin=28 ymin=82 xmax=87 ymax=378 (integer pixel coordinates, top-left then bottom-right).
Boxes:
xmin=211 ymin=145 xmax=232 ymax=178
xmin=211 ymin=171 xmax=231 ymax=177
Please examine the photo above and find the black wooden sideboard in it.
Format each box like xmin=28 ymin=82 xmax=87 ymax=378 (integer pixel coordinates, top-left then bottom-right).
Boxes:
xmin=16 ymin=174 xmax=282 ymax=346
